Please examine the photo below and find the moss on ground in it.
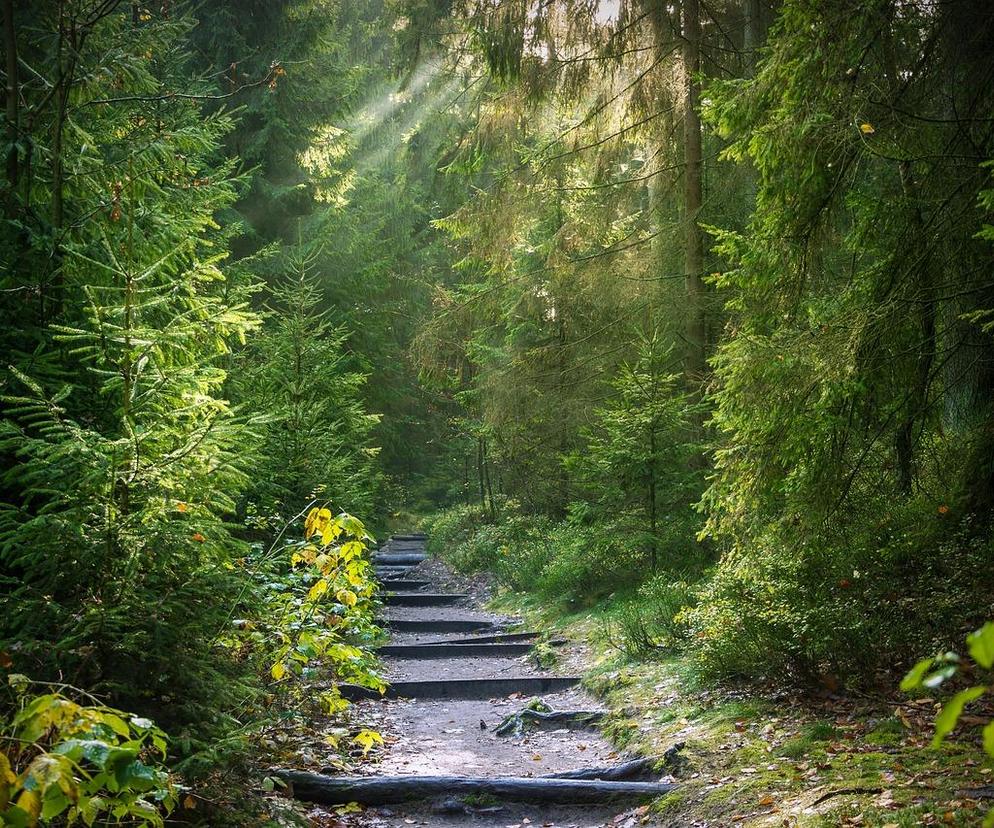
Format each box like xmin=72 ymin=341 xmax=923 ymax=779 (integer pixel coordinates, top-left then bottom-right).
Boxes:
xmin=492 ymin=589 xmax=994 ymax=827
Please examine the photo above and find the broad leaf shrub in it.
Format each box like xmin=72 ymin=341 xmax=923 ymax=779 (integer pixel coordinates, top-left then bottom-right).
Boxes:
xmin=0 ymin=677 xmax=175 ymax=827
xmin=903 ymin=621 xmax=994 ymax=827
xmin=423 ymin=503 xmax=665 ymax=607
xmin=683 ymin=510 xmax=994 ymax=681
xmin=261 ymin=507 xmax=384 ymax=701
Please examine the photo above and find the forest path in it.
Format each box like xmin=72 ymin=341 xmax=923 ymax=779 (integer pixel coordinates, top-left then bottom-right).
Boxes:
xmin=285 ymin=535 xmax=673 ymax=828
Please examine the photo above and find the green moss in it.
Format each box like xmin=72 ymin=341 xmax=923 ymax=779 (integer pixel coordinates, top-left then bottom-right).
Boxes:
xmin=866 ymin=716 xmax=904 ymax=745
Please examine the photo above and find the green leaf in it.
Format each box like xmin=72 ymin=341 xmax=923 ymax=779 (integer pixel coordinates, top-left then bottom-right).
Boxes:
xmin=96 ymin=712 xmax=132 ymax=738
xmin=967 ymin=622 xmax=994 ymax=670
xmin=983 ymin=720 xmax=994 ymax=758
xmin=900 ymin=657 xmax=934 ymax=691
xmin=933 ymin=686 xmax=987 ymax=747
xmin=923 ymin=664 xmax=958 ymax=689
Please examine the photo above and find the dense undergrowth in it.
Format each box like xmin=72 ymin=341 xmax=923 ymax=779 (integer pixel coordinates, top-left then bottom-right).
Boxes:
xmin=1 ymin=507 xmax=384 ymax=826
xmin=424 ymin=501 xmax=994 ymax=686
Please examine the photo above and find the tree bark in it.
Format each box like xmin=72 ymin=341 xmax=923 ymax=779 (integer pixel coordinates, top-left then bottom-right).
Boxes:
xmin=274 ymin=771 xmax=677 ymax=805
xmin=681 ymin=0 xmax=707 ymax=386
xmin=3 ymin=0 xmax=18 ymax=206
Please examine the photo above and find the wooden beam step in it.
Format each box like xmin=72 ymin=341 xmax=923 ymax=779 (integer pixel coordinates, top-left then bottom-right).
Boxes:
xmin=421 ymin=631 xmax=539 ymax=645
xmin=381 ymin=619 xmax=499 ymax=634
xmin=274 ymin=771 xmax=675 ymax=805
xmin=372 ymin=553 xmax=427 ymax=565
xmin=377 ymin=642 xmax=535 ymax=659
xmin=339 ymin=676 xmax=581 ymax=701
xmin=381 ymin=579 xmax=431 ymax=591
xmin=383 ymin=592 xmax=468 ymax=607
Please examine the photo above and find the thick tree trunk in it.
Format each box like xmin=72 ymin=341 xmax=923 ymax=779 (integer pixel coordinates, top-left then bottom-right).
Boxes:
xmin=682 ymin=0 xmax=707 ymax=384
xmin=3 ymin=0 xmax=18 ymax=205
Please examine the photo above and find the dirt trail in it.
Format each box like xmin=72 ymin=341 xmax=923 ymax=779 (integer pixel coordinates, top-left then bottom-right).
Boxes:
xmin=295 ymin=535 xmax=671 ymax=828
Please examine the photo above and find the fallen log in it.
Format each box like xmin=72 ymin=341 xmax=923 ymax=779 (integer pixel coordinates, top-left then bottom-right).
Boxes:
xmin=274 ymin=771 xmax=676 ymax=805
xmin=383 ymin=592 xmax=468 ymax=607
xmin=543 ymin=756 xmax=657 ymax=781
xmin=377 ymin=642 xmax=535 ymax=659
xmin=338 ymin=676 xmax=581 ymax=701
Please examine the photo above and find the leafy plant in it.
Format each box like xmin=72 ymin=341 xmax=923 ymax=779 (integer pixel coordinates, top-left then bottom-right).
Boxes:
xmin=0 ymin=677 xmax=175 ymax=827
xmin=259 ymin=506 xmax=385 ymax=703
xmin=902 ymin=621 xmax=994 ymax=825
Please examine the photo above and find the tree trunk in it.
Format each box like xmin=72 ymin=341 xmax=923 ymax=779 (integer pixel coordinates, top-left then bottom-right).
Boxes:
xmin=682 ymin=0 xmax=707 ymax=385
xmin=3 ymin=0 xmax=18 ymax=208
xmin=743 ymin=0 xmax=764 ymax=65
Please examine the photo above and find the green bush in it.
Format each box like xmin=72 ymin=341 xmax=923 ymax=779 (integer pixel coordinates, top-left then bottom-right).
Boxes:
xmin=423 ymin=505 xmax=668 ymax=607
xmin=683 ymin=508 xmax=994 ymax=682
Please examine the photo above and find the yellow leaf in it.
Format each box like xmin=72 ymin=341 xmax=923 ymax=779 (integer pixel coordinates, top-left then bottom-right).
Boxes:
xmin=270 ymin=662 xmax=286 ymax=681
xmin=859 ymin=122 xmax=875 ymax=134
xmin=308 ymin=579 xmax=329 ymax=602
xmin=340 ymin=541 xmax=364 ymax=561
xmin=351 ymin=729 xmax=384 ymax=756
xmin=315 ymin=553 xmax=337 ymax=575
xmin=16 ymin=788 xmax=41 ymax=826
xmin=183 ymin=795 xmax=197 ymax=810
xmin=322 ymin=691 xmax=349 ymax=715
xmin=0 ymin=752 xmax=15 ymax=785
xmin=335 ymin=589 xmax=357 ymax=607
xmin=306 ymin=508 xmax=334 ymax=545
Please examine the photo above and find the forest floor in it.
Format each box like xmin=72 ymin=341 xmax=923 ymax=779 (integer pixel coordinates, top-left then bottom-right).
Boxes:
xmin=260 ymin=555 xmax=994 ymax=828
xmin=492 ymin=591 xmax=994 ymax=827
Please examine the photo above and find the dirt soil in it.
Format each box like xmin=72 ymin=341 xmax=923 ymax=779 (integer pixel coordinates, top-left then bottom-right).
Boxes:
xmin=297 ymin=544 xmax=670 ymax=828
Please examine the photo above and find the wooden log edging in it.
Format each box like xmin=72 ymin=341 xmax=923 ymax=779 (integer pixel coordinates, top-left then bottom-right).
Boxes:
xmin=274 ymin=770 xmax=676 ymax=805
xmin=377 ymin=642 xmax=535 ymax=659
xmin=381 ymin=619 xmax=499 ymax=633
xmin=338 ymin=676 xmax=581 ymax=701
xmin=372 ymin=553 xmax=427 ymax=565
xmin=383 ymin=592 xmax=469 ymax=607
